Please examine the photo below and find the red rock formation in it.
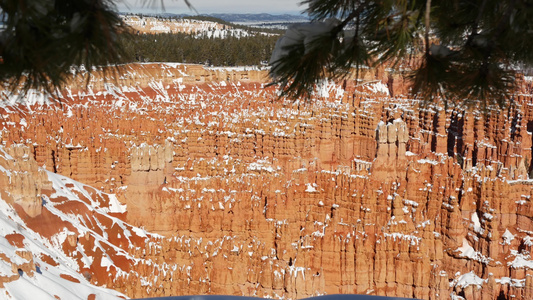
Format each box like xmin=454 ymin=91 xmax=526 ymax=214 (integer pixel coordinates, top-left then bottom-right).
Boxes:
xmin=0 ymin=63 xmax=532 ymax=299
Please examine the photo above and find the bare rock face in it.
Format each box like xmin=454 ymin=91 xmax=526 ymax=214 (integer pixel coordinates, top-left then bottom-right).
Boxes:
xmin=0 ymin=63 xmax=533 ymax=299
xmin=374 ymin=119 xmax=409 ymax=179
xmin=0 ymin=145 xmax=49 ymax=217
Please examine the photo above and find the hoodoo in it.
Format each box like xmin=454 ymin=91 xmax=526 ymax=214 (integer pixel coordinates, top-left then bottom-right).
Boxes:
xmin=0 ymin=63 xmax=532 ymax=299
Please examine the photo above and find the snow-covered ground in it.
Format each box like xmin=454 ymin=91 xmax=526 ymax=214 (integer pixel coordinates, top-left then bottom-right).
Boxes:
xmin=122 ymin=15 xmax=278 ymax=38
xmin=0 ymin=182 xmax=127 ymax=299
xmin=0 ymin=147 xmax=165 ymax=299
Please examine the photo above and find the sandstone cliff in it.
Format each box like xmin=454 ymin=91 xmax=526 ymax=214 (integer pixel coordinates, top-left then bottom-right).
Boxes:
xmin=0 ymin=63 xmax=532 ymax=299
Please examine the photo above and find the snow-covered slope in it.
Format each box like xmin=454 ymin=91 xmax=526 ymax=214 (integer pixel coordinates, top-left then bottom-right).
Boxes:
xmin=0 ymin=145 xmax=165 ymax=299
xmin=0 ymin=184 xmax=125 ymax=299
xmin=122 ymin=15 xmax=277 ymax=38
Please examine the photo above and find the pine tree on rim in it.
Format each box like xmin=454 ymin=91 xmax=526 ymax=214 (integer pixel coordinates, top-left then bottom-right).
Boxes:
xmin=0 ymin=0 xmax=195 ymax=94
xmin=269 ymin=0 xmax=533 ymax=108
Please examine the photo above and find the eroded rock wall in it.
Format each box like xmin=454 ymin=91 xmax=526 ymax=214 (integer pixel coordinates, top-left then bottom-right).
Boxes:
xmin=1 ymin=63 xmax=533 ymax=299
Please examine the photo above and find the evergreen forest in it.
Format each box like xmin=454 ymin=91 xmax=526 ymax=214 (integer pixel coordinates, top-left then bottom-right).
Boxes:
xmin=119 ymin=32 xmax=280 ymax=67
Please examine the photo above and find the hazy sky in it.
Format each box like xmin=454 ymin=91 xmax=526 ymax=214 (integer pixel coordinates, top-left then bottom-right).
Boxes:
xmin=117 ymin=0 xmax=305 ymax=15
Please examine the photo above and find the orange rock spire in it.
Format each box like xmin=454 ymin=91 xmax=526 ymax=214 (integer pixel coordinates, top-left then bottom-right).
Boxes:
xmin=0 ymin=63 xmax=532 ymax=299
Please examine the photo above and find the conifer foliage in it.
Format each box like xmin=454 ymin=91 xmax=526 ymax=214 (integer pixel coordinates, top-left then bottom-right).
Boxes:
xmin=0 ymin=0 xmax=129 ymax=93
xmin=0 ymin=0 xmax=199 ymax=93
xmin=269 ymin=0 xmax=533 ymax=107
